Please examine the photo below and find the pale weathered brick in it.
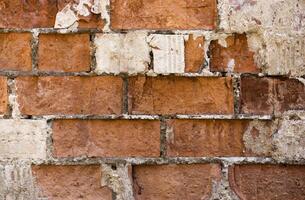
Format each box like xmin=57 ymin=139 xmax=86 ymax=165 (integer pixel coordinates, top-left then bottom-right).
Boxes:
xmin=0 ymin=120 xmax=48 ymax=159
xmin=94 ymin=32 xmax=150 ymax=74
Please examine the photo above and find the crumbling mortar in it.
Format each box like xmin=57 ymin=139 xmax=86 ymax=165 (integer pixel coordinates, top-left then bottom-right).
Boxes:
xmin=89 ymin=32 xmax=97 ymax=72
xmin=7 ymin=78 xmax=21 ymax=119
xmin=31 ymin=30 xmax=39 ymax=73
xmin=160 ymin=118 xmax=167 ymax=158
xmin=233 ymin=74 xmax=241 ymax=115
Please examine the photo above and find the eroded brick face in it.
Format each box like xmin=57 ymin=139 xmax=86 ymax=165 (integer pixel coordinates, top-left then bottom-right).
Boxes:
xmin=240 ymin=76 xmax=305 ymax=115
xmin=210 ymin=34 xmax=259 ymax=73
xmin=15 ymin=76 xmax=123 ymax=115
xmin=128 ymin=76 xmax=234 ymax=115
xmin=110 ymin=0 xmax=217 ymax=30
xmin=185 ymin=34 xmax=205 ymax=73
xmin=133 ymin=164 xmax=221 ymax=200
xmin=0 ymin=0 xmax=58 ymax=28
xmin=166 ymin=119 xmax=266 ymax=157
xmin=32 ymin=165 xmax=112 ymax=200
xmin=52 ymin=119 xmax=160 ymax=157
xmin=38 ymin=34 xmax=91 ymax=72
xmin=229 ymin=165 xmax=305 ymax=200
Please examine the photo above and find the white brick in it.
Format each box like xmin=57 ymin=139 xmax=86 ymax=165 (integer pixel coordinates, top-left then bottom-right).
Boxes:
xmin=148 ymin=34 xmax=185 ymax=74
xmin=94 ymin=32 xmax=150 ymax=75
xmin=0 ymin=120 xmax=48 ymax=159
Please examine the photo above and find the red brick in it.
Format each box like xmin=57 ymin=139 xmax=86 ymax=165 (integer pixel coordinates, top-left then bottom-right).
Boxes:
xmin=240 ymin=76 xmax=305 ymax=115
xmin=110 ymin=0 xmax=217 ymax=30
xmin=0 ymin=33 xmax=32 ymax=71
xmin=38 ymin=34 xmax=91 ymax=72
xmin=52 ymin=119 xmax=160 ymax=157
xmin=32 ymin=165 xmax=112 ymax=200
xmin=16 ymin=76 xmax=123 ymax=115
xmin=0 ymin=77 xmax=7 ymax=114
xmin=229 ymin=165 xmax=305 ymax=200
xmin=166 ymin=119 xmax=250 ymax=157
xmin=128 ymin=76 xmax=234 ymax=115
xmin=210 ymin=34 xmax=260 ymax=73
xmin=0 ymin=0 xmax=58 ymax=28
xmin=133 ymin=164 xmax=221 ymax=200
xmin=185 ymin=34 xmax=205 ymax=73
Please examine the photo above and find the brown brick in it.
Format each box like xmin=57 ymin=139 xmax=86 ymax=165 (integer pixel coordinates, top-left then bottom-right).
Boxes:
xmin=32 ymin=165 xmax=112 ymax=200
xmin=110 ymin=0 xmax=217 ymax=30
xmin=0 ymin=77 xmax=7 ymax=114
xmin=0 ymin=0 xmax=58 ymax=28
xmin=210 ymin=34 xmax=260 ymax=73
xmin=240 ymin=76 xmax=305 ymax=115
xmin=229 ymin=165 xmax=305 ymax=200
xmin=0 ymin=33 xmax=32 ymax=71
xmin=185 ymin=34 xmax=205 ymax=73
xmin=52 ymin=119 xmax=160 ymax=157
xmin=133 ymin=164 xmax=221 ymax=200
xmin=38 ymin=34 xmax=91 ymax=72
xmin=128 ymin=76 xmax=234 ymax=115
xmin=167 ymin=119 xmax=248 ymax=157
xmin=16 ymin=76 xmax=123 ymax=115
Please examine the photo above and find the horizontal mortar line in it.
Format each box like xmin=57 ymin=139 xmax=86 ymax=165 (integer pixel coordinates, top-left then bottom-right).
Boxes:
xmin=14 ymin=114 xmax=275 ymax=120
xmin=25 ymin=157 xmax=305 ymax=166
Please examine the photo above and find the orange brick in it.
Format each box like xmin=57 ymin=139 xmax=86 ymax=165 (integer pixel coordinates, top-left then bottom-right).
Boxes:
xmin=32 ymin=165 xmax=112 ymax=200
xmin=110 ymin=0 xmax=217 ymax=30
xmin=210 ymin=34 xmax=259 ymax=73
xmin=38 ymin=34 xmax=91 ymax=72
xmin=0 ymin=33 xmax=32 ymax=71
xmin=0 ymin=77 xmax=7 ymax=114
xmin=128 ymin=76 xmax=234 ymax=115
xmin=52 ymin=119 xmax=160 ymax=158
xmin=185 ymin=34 xmax=205 ymax=73
xmin=229 ymin=165 xmax=305 ymax=200
xmin=16 ymin=76 xmax=123 ymax=115
xmin=0 ymin=0 xmax=58 ymax=28
xmin=133 ymin=164 xmax=221 ymax=200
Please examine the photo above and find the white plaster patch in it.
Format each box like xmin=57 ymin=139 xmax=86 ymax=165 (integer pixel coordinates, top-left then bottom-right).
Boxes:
xmin=0 ymin=161 xmax=38 ymax=199
xmin=55 ymin=4 xmax=78 ymax=29
xmin=94 ymin=32 xmax=150 ymax=75
xmin=0 ymin=120 xmax=48 ymax=159
xmin=148 ymin=34 xmax=185 ymax=74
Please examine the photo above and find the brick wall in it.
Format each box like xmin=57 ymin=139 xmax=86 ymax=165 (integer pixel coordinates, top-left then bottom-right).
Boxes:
xmin=0 ymin=0 xmax=304 ymax=199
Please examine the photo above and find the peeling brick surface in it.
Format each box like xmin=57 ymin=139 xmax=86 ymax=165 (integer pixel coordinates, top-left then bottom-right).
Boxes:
xmin=240 ymin=76 xmax=305 ymax=115
xmin=110 ymin=0 xmax=217 ymax=30
xmin=184 ymin=34 xmax=205 ymax=73
xmin=52 ymin=119 xmax=160 ymax=157
xmin=16 ymin=76 xmax=123 ymax=115
xmin=229 ymin=165 xmax=305 ymax=200
xmin=32 ymin=165 xmax=112 ymax=200
xmin=133 ymin=164 xmax=221 ymax=200
xmin=0 ymin=33 xmax=32 ymax=71
xmin=38 ymin=34 xmax=91 ymax=72
xmin=128 ymin=76 xmax=234 ymax=115
xmin=0 ymin=77 xmax=7 ymax=114
xmin=210 ymin=34 xmax=259 ymax=73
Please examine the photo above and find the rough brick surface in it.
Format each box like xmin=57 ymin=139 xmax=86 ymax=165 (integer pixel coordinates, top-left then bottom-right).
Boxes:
xmin=166 ymin=119 xmax=270 ymax=157
xmin=0 ymin=33 xmax=32 ymax=71
xmin=110 ymin=0 xmax=217 ymax=30
xmin=185 ymin=34 xmax=205 ymax=73
xmin=229 ymin=165 xmax=305 ymax=200
xmin=16 ymin=76 xmax=123 ymax=115
xmin=38 ymin=34 xmax=91 ymax=72
xmin=133 ymin=164 xmax=221 ymax=200
xmin=32 ymin=165 xmax=112 ymax=200
xmin=240 ymin=76 xmax=305 ymax=115
xmin=0 ymin=77 xmax=7 ymax=114
xmin=210 ymin=34 xmax=259 ymax=73
xmin=0 ymin=0 xmax=58 ymax=28
xmin=128 ymin=76 xmax=234 ymax=115
xmin=52 ymin=119 xmax=160 ymax=157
